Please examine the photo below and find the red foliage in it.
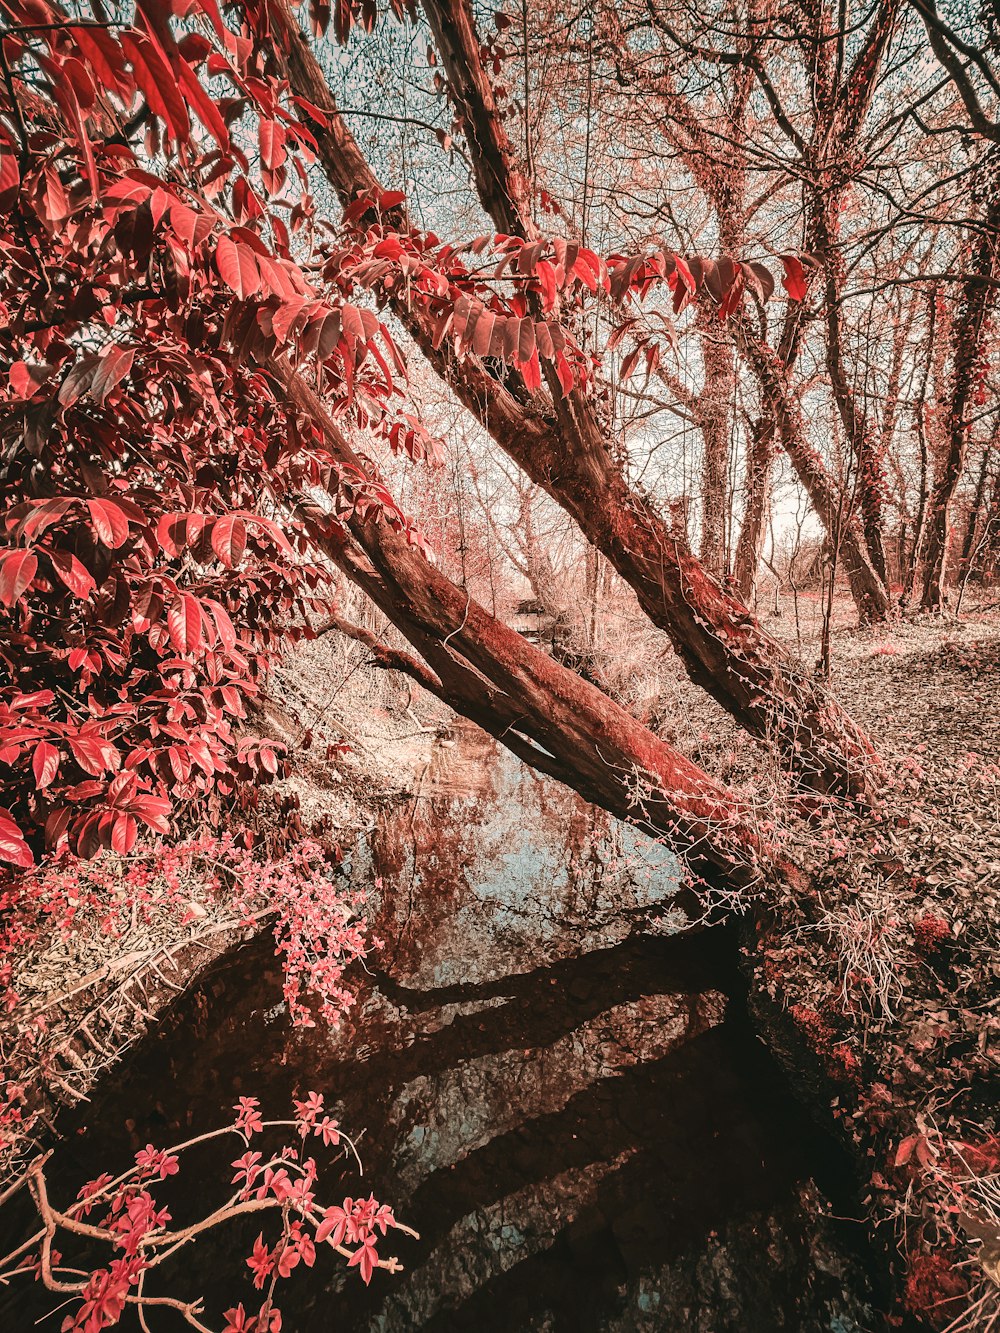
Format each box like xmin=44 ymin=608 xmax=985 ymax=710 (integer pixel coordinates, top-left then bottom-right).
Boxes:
xmin=1 ymin=1095 xmax=413 ymax=1331
xmin=903 ymin=1251 xmax=969 ymax=1328
xmin=788 ymin=1003 xmax=864 ymax=1086
xmin=0 ymin=0 xmax=443 ymax=866
xmin=0 ymin=836 xmax=373 ymax=1156
xmin=913 ymin=913 xmax=952 ymax=956
xmin=0 ymin=0 xmax=808 ymax=873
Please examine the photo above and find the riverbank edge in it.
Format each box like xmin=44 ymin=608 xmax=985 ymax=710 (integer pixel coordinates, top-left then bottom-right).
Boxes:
xmin=739 ymin=904 xmax=996 ymax=1333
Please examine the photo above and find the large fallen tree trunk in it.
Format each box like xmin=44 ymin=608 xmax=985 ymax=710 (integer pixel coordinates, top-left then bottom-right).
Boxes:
xmin=267 ymin=0 xmax=883 ymax=801
xmin=275 ymin=361 xmax=790 ymax=897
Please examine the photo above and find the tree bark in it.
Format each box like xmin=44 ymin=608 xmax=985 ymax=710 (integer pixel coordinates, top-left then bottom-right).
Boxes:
xmin=696 ymin=315 xmax=734 ymax=576
xmin=920 ymin=196 xmax=1000 ymax=609
xmin=736 ymin=324 xmax=893 ymax=624
xmin=811 ymin=192 xmax=891 ymax=590
xmin=275 ymin=363 xmax=785 ymax=894
xmin=732 ymin=414 xmax=775 ymax=602
xmin=267 ymin=0 xmax=884 ymax=799
xmin=958 ymin=445 xmax=993 ymax=584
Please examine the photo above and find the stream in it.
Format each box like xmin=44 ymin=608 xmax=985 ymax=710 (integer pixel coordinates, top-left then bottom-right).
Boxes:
xmin=2 ymin=726 xmax=884 ymax=1331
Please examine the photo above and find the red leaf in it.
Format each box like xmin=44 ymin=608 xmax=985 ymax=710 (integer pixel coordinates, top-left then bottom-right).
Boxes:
xmin=0 ymin=131 xmax=20 ymax=201
xmin=168 ymin=593 xmax=205 ymax=655
xmin=620 ymin=345 xmax=642 ymax=380
xmin=169 ymin=200 xmax=213 ymax=248
xmin=521 ymin=347 xmax=541 ymax=392
xmin=236 ymin=512 xmax=294 ymax=557
xmin=19 ymin=498 xmax=74 ymax=541
xmin=156 ymin=512 xmax=205 ymax=558
xmin=86 ymin=498 xmax=132 ymax=549
xmin=10 ymin=690 xmax=55 ymax=711
xmin=32 ymin=741 xmax=59 ymax=790
xmin=130 ymin=795 xmax=171 ymax=834
xmin=744 ymin=262 xmax=775 ymax=304
xmin=120 ymin=31 xmax=189 ymax=145
xmin=177 ymin=56 xmax=230 ymax=150
xmin=203 ymin=598 xmax=238 ymax=652
xmin=67 ymin=24 xmax=130 ymax=98
xmin=259 ymin=119 xmax=287 ymax=172
xmin=8 ymin=360 xmax=44 ymax=398
xmin=0 ymin=810 xmax=33 ymax=868
xmin=0 ymin=549 xmax=38 ymax=607
xmin=471 ymin=308 xmax=496 ymax=359
xmin=780 ymin=255 xmax=809 ymax=302
xmin=516 ymin=316 xmax=536 ymax=365
xmin=40 ymin=55 xmax=98 ymax=196
xmin=894 ymin=1135 xmax=921 ymax=1168
xmin=91 ymin=345 xmax=136 ymax=404
xmin=210 ymin=515 xmax=247 ymax=568
xmin=44 ymin=807 xmax=72 ymax=853
xmin=111 ymin=813 xmax=138 ymax=855
xmin=69 ymin=733 xmax=119 ymax=777
xmin=535 ymin=259 xmax=557 ymax=312
xmin=216 ymin=236 xmax=261 ymax=301
xmin=58 ymin=354 xmax=100 ymax=407
xmin=49 ymin=550 xmax=97 ymax=600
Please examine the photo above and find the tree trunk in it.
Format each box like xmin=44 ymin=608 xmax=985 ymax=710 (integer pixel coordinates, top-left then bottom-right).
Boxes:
xmin=276 ymin=363 xmax=785 ymax=895
xmin=920 ymin=198 xmax=1000 ymax=609
xmin=696 ymin=316 xmax=734 ymax=576
xmin=736 ymin=324 xmax=893 ymax=624
xmin=732 ymin=415 xmax=775 ymax=602
xmin=812 ymin=193 xmax=891 ymax=588
xmin=268 ymin=0 xmax=884 ymax=800
xmin=958 ymin=445 xmax=993 ymax=583
xmin=900 ymin=290 xmax=938 ymax=608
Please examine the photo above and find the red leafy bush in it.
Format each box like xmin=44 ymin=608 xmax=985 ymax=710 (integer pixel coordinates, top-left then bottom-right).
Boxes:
xmin=0 ymin=836 xmax=375 ymax=1158
xmin=0 ymin=1094 xmax=414 ymax=1331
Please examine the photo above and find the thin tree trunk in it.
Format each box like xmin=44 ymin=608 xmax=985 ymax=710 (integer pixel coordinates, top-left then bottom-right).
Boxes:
xmin=732 ymin=414 xmax=776 ymax=601
xmin=737 ymin=324 xmax=892 ymax=623
xmin=920 ymin=198 xmax=1000 ymax=609
xmin=901 ymin=291 xmax=937 ymax=608
xmin=957 ymin=445 xmax=993 ymax=588
xmin=697 ymin=316 xmax=734 ymax=576
xmin=812 ymin=193 xmax=890 ymax=587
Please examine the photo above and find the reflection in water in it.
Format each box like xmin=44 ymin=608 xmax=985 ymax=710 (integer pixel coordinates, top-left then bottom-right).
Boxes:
xmin=1 ymin=726 xmax=881 ymax=1331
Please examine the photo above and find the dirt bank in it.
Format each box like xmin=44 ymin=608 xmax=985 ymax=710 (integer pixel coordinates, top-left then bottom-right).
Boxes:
xmin=736 ymin=607 xmax=1000 ymax=1332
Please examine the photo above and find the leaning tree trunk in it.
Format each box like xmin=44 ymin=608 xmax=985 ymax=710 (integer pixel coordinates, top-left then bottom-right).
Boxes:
xmin=267 ymin=0 xmax=884 ymax=801
xmin=736 ymin=324 xmax=892 ymax=624
xmin=274 ymin=362 xmax=789 ymax=897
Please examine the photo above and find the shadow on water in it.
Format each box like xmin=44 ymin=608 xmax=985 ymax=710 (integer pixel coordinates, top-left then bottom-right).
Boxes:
xmin=1 ymin=725 xmax=885 ymax=1331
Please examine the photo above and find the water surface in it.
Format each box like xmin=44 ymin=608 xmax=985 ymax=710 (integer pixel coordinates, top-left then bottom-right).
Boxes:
xmin=2 ymin=727 xmax=881 ymax=1331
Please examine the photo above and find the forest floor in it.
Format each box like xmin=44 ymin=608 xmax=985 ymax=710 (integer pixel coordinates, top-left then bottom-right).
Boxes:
xmin=592 ymin=583 xmax=998 ymax=1327
xmin=676 ymin=596 xmax=1000 ymax=1333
